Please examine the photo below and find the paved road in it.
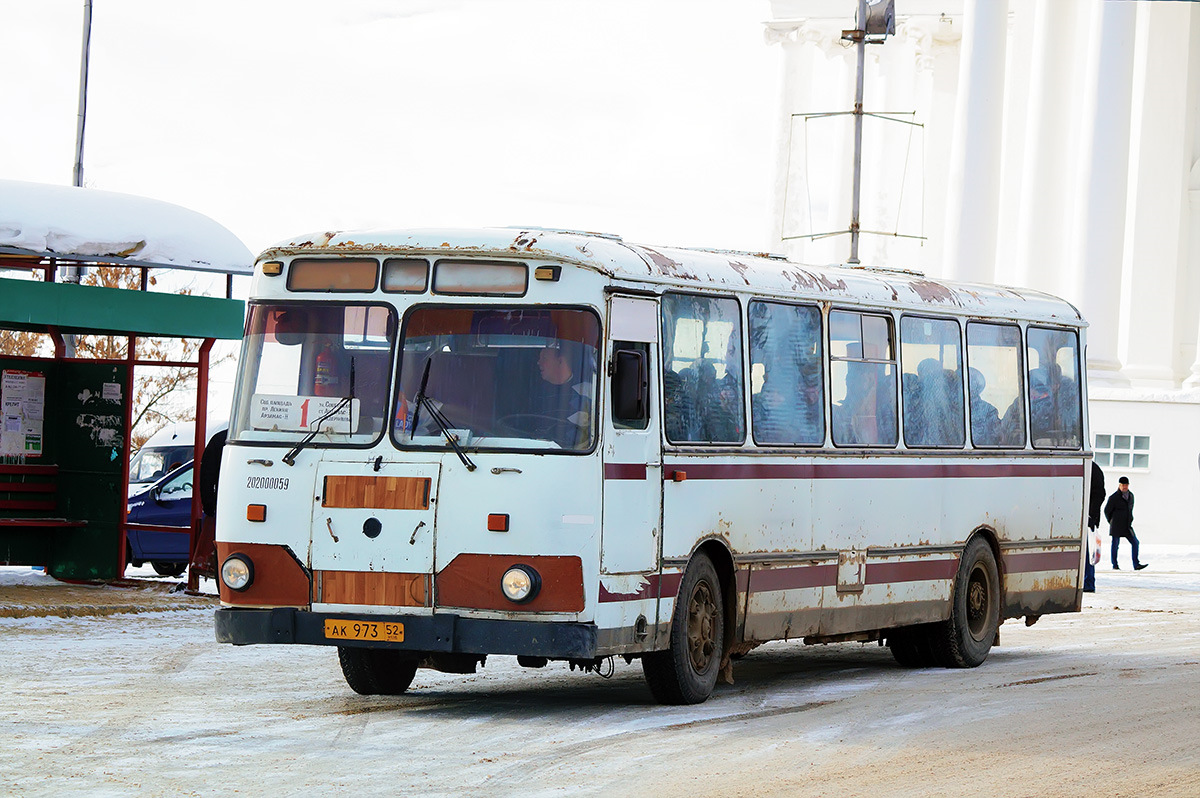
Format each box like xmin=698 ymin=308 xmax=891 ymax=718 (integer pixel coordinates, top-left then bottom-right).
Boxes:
xmin=1 ymin=572 xmax=1197 ymax=797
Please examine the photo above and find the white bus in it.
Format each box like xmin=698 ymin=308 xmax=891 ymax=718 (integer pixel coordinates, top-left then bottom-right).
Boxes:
xmin=214 ymin=228 xmax=1088 ymax=704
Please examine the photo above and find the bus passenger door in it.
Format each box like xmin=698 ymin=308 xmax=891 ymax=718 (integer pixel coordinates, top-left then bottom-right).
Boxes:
xmin=601 ymin=296 xmax=662 ymax=574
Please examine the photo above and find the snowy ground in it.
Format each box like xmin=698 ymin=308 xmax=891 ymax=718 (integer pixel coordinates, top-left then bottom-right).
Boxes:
xmin=2 ymin=546 xmax=1198 ymax=797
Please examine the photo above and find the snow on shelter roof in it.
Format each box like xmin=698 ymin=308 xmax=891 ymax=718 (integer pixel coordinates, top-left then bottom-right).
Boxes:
xmin=0 ymin=180 xmax=252 ymax=275
xmin=263 ymin=227 xmax=1085 ymax=326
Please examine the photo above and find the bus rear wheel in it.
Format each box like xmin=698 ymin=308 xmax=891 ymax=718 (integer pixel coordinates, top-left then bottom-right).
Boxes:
xmin=936 ymin=536 xmax=1001 ymax=668
xmin=337 ymin=647 xmax=419 ymax=695
xmin=641 ymin=553 xmax=725 ymax=705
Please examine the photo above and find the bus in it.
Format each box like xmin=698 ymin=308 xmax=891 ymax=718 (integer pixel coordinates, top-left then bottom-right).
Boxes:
xmin=214 ymin=228 xmax=1088 ymax=704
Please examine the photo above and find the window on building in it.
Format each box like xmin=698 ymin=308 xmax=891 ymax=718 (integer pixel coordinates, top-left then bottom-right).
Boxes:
xmin=1094 ymin=434 xmax=1150 ymax=470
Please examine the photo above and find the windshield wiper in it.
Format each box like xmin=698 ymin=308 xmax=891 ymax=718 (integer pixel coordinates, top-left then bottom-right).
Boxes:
xmin=282 ymin=359 xmax=355 ymax=467
xmin=409 ymin=358 xmax=476 ymax=472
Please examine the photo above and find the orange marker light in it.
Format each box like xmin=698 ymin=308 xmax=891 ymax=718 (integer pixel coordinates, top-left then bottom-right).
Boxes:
xmin=247 ymin=504 xmax=267 ymax=522
xmin=672 ymin=471 xmax=688 ymax=482
xmin=261 ymin=261 xmax=284 ymax=276
xmin=487 ymin=513 xmax=509 ymax=532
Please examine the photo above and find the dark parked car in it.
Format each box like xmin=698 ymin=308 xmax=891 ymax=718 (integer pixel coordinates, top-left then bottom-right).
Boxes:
xmin=126 ymin=461 xmax=194 ymax=577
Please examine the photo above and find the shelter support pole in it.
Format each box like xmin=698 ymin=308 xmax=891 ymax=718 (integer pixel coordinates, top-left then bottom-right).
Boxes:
xmin=118 ymin=335 xmax=135 ymax=576
xmin=187 ymin=338 xmax=213 ymax=593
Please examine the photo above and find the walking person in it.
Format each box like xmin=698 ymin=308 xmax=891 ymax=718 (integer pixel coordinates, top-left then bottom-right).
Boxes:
xmin=1104 ymin=476 xmax=1147 ymax=570
xmin=1084 ymin=461 xmax=1105 ymax=591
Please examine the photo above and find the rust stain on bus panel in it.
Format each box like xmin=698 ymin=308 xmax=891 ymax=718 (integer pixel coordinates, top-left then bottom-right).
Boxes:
xmin=635 ymin=245 xmax=698 ymax=281
xmin=910 ymin=279 xmax=962 ymax=306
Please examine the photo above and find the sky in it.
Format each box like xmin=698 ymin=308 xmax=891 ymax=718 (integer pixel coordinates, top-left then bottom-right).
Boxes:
xmin=1 ymin=1 xmax=782 ymax=261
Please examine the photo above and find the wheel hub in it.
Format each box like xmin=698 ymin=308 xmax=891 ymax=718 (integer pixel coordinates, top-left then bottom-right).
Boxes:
xmin=686 ymin=580 xmax=718 ymax=672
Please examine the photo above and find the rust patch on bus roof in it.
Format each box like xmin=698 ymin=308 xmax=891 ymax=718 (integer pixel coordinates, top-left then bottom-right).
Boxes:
xmin=511 ymin=232 xmax=539 ymax=252
xmin=637 ymin=246 xmax=698 ymax=280
xmin=729 ymin=260 xmax=752 ymax=286
xmin=910 ymin=279 xmax=961 ymax=305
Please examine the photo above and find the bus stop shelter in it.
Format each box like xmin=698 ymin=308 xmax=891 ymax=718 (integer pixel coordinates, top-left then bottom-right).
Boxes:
xmin=0 ymin=180 xmax=249 ymax=584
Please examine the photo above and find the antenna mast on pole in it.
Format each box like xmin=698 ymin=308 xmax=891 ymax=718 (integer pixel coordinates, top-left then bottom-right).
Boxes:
xmin=841 ymin=0 xmax=895 ymax=265
xmin=73 ymin=0 xmax=93 ymax=190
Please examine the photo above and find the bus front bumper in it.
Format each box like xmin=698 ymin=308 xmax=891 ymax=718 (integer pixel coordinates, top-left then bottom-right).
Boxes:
xmin=214 ymin=607 xmax=599 ymax=659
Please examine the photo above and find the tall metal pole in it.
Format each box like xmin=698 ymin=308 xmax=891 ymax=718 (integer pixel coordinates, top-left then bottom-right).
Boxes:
xmin=847 ymin=0 xmax=867 ymax=265
xmin=73 ymin=0 xmax=93 ymax=189
xmin=63 ymin=0 xmax=93 ymax=359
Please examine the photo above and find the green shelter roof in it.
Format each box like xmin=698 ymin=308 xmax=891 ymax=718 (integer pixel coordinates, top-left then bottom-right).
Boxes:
xmin=0 ymin=277 xmax=244 ymax=339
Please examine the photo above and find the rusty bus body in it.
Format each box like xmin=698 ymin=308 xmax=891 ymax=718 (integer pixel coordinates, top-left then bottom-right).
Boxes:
xmin=214 ymin=228 xmax=1088 ymax=704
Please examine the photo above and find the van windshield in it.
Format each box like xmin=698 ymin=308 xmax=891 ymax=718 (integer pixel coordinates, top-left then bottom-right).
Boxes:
xmin=129 ymin=445 xmax=194 ymax=484
xmin=230 ymin=302 xmax=396 ymax=445
xmin=394 ymin=307 xmax=600 ymax=452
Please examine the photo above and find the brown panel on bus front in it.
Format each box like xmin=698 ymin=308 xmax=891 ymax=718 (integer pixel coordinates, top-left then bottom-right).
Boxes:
xmin=322 ymin=476 xmax=430 ymax=510
xmin=216 ymin=541 xmax=310 ymax=607
xmin=436 ymin=554 xmax=584 ymax=613
xmin=316 ymin=570 xmax=429 ymax=607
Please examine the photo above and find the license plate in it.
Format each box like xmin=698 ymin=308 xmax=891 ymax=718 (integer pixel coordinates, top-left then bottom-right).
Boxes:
xmin=324 ymin=619 xmax=404 ymax=643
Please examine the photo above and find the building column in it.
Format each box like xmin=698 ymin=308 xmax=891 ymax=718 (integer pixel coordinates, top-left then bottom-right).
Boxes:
xmin=1070 ymin=0 xmax=1136 ymax=386
xmin=1014 ymin=0 xmax=1085 ymax=296
xmin=1121 ymin=3 xmax=1193 ymax=387
xmin=1184 ymin=160 xmax=1200 ymax=387
xmin=904 ymin=15 xmax=961 ymax=280
xmin=942 ymin=0 xmax=1008 ymax=285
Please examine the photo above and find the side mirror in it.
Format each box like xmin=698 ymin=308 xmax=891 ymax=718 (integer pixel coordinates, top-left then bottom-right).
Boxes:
xmin=612 ymin=349 xmax=648 ymax=423
xmin=151 ymin=486 xmax=164 ymax=505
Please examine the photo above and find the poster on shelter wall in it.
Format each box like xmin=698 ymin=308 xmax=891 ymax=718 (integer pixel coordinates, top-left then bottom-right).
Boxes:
xmin=1 ymin=369 xmax=45 ymax=457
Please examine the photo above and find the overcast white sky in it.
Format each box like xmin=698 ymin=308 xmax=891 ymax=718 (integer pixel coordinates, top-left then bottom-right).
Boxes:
xmin=1 ymin=1 xmax=781 ymax=259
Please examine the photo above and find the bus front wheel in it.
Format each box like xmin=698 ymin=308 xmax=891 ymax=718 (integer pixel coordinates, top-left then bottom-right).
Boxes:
xmin=337 ymin=647 xmax=419 ymax=695
xmin=938 ymin=536 xmax=1001 ymax=668
xmin=641 ymin=553 xmax=725 ymax=705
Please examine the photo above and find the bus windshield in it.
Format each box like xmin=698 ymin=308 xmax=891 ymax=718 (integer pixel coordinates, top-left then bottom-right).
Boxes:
xmin=230 ymin=302 xmax=396 ymax=445
xmin=394 ymin=306 xmax=600 ymax=452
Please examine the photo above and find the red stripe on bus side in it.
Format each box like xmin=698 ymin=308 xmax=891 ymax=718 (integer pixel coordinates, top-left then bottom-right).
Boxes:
xmin=598 ymin=549 xmax=1080 ymax=603
xmin=748 ymin=563 xmax=838 ymax=592
xmin=598 ymin=572 xmax=682 ymax=603
xmin=865 ymin=558 xmax=960 ymax=584
xmin=662 ymin=462 xmax=1084 ymax=480
xmin=604 ymin=463 xmax=647 ymax=480
xmin=1003 ymin=549 xmax=1081 ymax=574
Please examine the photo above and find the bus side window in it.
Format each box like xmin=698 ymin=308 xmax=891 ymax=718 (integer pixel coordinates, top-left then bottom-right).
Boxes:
xmin=899 ymin=316 xmax=965 ymax=448
xmin=749 ymin=300 xmax=824 ymax=446
xmin=829 ymin=310 xmax=898 ymax=447
xmin=1027 ymin=327 xmax=1082 ymax=449
xmin=661 ymin=293 xmax=745 ymax=444
xmin=966 ymin=322 xmax=1026 ymax=448
xmin=612 ymin=341 xmax=650 ymax=430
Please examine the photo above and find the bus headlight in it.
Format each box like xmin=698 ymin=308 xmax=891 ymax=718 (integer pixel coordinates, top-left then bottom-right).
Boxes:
xmin=221 ymin=554 xmax=254 ymax=592
xmin=500 ymin=565 xmax=541 ymax=604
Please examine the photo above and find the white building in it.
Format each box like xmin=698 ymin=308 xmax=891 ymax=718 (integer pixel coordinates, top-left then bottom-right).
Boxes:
xmin=766 ymin=0 xmax=1200 ymax=544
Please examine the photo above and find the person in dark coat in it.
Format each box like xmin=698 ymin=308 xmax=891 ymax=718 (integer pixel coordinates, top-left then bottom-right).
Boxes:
xmin=1103 ymin=476 xmax=1147 ymax=570
xmin=1084 ymin=461 xmax=1105 ymax=591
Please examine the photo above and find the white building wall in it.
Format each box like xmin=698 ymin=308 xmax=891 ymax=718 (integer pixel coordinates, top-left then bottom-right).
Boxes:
xmin=767 ymin=0 xmax=1200 ymax=544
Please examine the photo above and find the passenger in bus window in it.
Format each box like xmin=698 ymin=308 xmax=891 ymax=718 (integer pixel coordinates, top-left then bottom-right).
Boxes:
xmin=834 ymin=360 xmax=895 ymax=446
xmin=968 ymin=367 xmax=1002 ymax=445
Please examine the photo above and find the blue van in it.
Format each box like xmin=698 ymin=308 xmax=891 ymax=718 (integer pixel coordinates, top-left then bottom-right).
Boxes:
xmin=126 ymin=461 xmax=195 ymax=576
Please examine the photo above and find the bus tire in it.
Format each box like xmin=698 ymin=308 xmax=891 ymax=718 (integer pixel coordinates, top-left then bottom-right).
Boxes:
xmin=936 ymin=536 xmax=1000 ymax=668
xmin=152 ymin=561 xmax=187 ymax=578
xmin=641 ymin=553 xmax=724 ymax=705
xmin=337 ymin=646 xmax=419 ymax=695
